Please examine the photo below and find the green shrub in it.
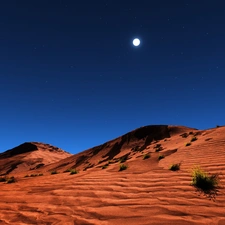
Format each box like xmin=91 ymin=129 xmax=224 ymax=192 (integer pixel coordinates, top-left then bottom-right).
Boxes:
xmin=119 ymin=164 xmax=128 ymax=171
xmin=143 ymin=154 xmax=150 ymax=160
xmin=30 ymin=174 xmax=38 ymax=177
xmin=70 ymin=169 xmax=78 ymax=175
xmin=158 ymin=155 xmax=165 ymax=160
xmin=24 ymin=174 xmax=29 ymax=178
xmin=191 ymin=136 xmax=197 ymax=142
xmin=63 ymin=169 xmax=71 ymax=173
xmin=169 ymin=163 xmax=180 ymax=171
xmin=185 ymin=142 xmax=191 ymax=146
xmin=191 ymin=167 xmax=219 ymax=191
xmin=51 ymin=171 xmax=58 ymax=175
xmin=38 ymin=173 xmax=43 ymax=176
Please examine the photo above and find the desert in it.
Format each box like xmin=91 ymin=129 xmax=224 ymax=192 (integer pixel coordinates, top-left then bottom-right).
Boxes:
xmin=0 ymin=125 xmax=225 ymax=224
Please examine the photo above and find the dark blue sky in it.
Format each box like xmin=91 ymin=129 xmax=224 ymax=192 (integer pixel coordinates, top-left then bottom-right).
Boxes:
xmin=1 ymin=1 xmax=224 ymax=154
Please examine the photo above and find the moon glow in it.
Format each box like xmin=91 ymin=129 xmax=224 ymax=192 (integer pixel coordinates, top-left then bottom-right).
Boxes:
xmin=133 ymin=38 xmax=140 ymax=46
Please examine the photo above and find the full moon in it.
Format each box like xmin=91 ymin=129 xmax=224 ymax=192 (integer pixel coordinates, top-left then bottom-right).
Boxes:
xmin=133 ymin=38 xmax=140 ymax=46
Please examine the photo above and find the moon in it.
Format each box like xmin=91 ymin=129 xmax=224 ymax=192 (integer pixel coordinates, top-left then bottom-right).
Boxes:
xmin=133 ymin=38 xmax=140 ymax=46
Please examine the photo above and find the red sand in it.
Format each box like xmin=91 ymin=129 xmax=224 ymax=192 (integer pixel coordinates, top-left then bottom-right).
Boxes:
xmin=0 ymin=125 xmax=225 ymax=224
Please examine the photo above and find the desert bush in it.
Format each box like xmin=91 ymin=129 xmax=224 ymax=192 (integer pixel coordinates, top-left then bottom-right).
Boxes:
xmin=191 ymin=167 xmax=219 ymax=191
xmin=51 ymin=171 xmax=58 ymax=175
xmin=155 ymin=147 xmax=163 ymax=152
xmin=185 ymin=142 xmax=191 ymax=146
xmin=180 ymin=133 xmax=188 ymax=138
xmin=24 ymin=174 xmax=29 ymax=178
xmin=63 ymin=169 xmax=71 ymax=173
xmin=0 ymin=176 xmax=16 ymax=183
xmin=143 ymin=153 xmax=150 ymax=160
xmin=169 ymin=163 xmax=180 ymax=171
xmin=154 ymin=144 xmax=163 ymax=152
xmin=38 ymin=173 xmax=43 ymax=176
xmin=158 ymin=155 xmax=165 ymax=160
xmin=6 ymin=176 xmax=15 ymax=183
xmin=119 ymin=155 xmax=128 ymax=163
xmin=119 ymin=164 xmax=128 ymax=171
xmin=70 ymin=169 xmax=78 ymax=175
xmin=30 ymin=174 xmax=38 ymax=177
xmin=101 ymin=163 xmax=109 ymax=169
xmin=191 ymin=136 xmax=197 ymax=142
xmin=0 ymin=177 xmax=6 ymax=182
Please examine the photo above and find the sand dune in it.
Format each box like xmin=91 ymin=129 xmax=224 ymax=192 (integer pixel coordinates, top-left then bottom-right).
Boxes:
xmin=0 ymin=142 xmax=71 ymax=175
xmin=0 ymin=125 xmax=225 ymax=224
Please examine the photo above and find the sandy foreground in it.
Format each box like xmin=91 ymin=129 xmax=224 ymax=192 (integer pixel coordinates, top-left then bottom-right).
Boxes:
xmin=0 ymin=125 xmax=225 ymax=224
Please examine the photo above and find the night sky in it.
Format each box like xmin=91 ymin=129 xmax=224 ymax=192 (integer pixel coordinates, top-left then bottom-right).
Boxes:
xmin=1 ymin=1 xmax=225 ymax=154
